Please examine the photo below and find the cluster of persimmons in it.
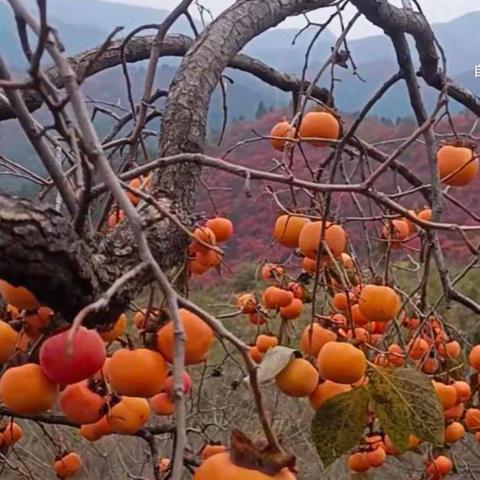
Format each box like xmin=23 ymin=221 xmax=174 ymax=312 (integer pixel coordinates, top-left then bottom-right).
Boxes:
xmin=0 ymin=278 xmax=211 ymax=478
xmin=197 ymin=112 xmax=480 ymax=479
xmin=227 ymin=202 xmax=480 ymax=478
xmin=107 ymin=173 xmax=153 ymax=229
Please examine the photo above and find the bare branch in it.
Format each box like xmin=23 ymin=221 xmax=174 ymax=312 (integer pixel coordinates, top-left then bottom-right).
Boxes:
xmin=0 ymin=56 xmax=78 ymax=216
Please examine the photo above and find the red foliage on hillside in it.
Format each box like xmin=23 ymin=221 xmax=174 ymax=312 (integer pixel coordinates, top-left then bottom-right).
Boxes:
xmin=197 ymin=109 xmax=480 ymax=273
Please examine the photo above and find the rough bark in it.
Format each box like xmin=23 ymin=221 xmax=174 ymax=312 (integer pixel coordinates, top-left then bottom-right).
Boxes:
xmin=0 ymin=194 xmax=188 ymax=325
xmin=156 ymin=0 xmax=334 ymax=211
xmin=4 ymin=0 xmax=475 ymax=323
xmin=350 ymin=0 xmax=480 ymax=115
xmin=0 ymin=0 xmax=332 ymax=322
xmin=0 ymin=195 xmax=99 ymax=320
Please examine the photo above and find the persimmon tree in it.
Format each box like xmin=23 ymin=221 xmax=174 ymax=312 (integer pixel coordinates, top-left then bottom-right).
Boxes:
xmin=0 ymin=0 xmax=480 ymax=479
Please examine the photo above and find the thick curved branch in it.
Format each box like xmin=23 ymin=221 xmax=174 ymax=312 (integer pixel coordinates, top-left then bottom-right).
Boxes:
xmin=152 ymin=0 xmax=335 ymax=457
xmin=0 ymin=195 xmax=101 ymax=320
xmin=0 ymin=406 xmax=174 ymax=436
xmin=156 ymin=0 xmax=333 ymax=210
xmin=3 ymin=1 xmax=479 ymax=123
xmin=0 ymin=193 xmax=186 ymax=325
xmin=350 ymin=0 xmax=480 ymax=115
xmin=350 ymin=1 xmax=480 ymax=316
xmin=0 ymin=0 xmax=334 ymax=325
xmin=0 ymin=34 xmax=331 ymax=122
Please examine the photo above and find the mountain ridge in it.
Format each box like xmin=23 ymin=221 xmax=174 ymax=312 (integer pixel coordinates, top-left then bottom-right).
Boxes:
xmin=0 ymin=1 xmax=479 ymax=125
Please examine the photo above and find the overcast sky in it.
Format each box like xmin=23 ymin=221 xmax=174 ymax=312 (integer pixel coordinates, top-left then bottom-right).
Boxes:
xmin=103 ymin=0 xmax=479 ymax=38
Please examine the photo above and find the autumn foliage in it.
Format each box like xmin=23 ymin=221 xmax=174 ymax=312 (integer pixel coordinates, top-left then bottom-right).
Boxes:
xmin=1 ymin=1 xmax=480 ymax=478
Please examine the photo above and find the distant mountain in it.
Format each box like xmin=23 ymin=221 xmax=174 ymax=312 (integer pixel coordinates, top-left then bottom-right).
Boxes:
xmin=81 ymin=63 xmax=288 ymax=129
xmin=247 ymin=11 xmax=480 ymax=118
xmin=0 ymin=2 xmax=108 ymax=68
xmin=2 ymin=0 xmax=187 ymax=34
xmin=331 ymin=59 xmax=470 ymax=119
xmin=0 ymin=0 xmax=193 ymax=69
xmin=244 ymin=27 xmax=336 ymax=74
xmin=286 ymin=12 xmax=480 ymax=77
xmin=241 ymin=11 xmax=480 ymax=118
xmin=1 ymin=0 xmax=479 ymax=125
xmin=433 ymin=13 xmax=480 ymax=75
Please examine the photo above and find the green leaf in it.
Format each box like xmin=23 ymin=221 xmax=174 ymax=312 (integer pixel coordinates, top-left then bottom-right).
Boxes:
xmin=256 ymin=346 xmax=296 ymax=385
xmin=368 ymin=366 xmax=444 ymax=452
xmin=369 ymin=377 xmax=410 ymax=452
xmin=311 ymin=386 xmax=370 ymax=467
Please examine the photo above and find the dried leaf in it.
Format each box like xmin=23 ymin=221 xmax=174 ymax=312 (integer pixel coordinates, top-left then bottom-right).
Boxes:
xmin=230 ymin=429 xmax=296 ymax=475
xmin=332 ymin=48 xmax=349 ymax=68
xmin=368 ymin=366 xmax=444 ymax=452
xmin=257 ymin=346 xmax=296 ymax=385
xmin=311 ymin=386 xmax=370 ymax=467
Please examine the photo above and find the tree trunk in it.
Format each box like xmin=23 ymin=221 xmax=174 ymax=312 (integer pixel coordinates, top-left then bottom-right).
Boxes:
xmin=0 ymin=0 xmax=332 ymax=324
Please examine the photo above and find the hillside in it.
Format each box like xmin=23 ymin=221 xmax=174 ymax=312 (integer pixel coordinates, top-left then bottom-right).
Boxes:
xmin=1 ymin=0 xmax=480 ymax=262
xmin=2 ymin=4 xmax=480 ymax=480
xmin=1 ymin=102 xmax=479 ymax=266
xmin=1 ymin=0 xmax=480 ymax=121
xmin=0 ymin=0 xmax=195 ymax=69
xmin=196 ymin=109 xmax=480 ymax=270
xmin=0 ymin=2 xmax=114 ymax=68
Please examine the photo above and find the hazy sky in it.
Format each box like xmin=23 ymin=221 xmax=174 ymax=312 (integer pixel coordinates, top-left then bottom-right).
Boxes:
xmin=103 ymin=0 xmax=479 ymax=38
